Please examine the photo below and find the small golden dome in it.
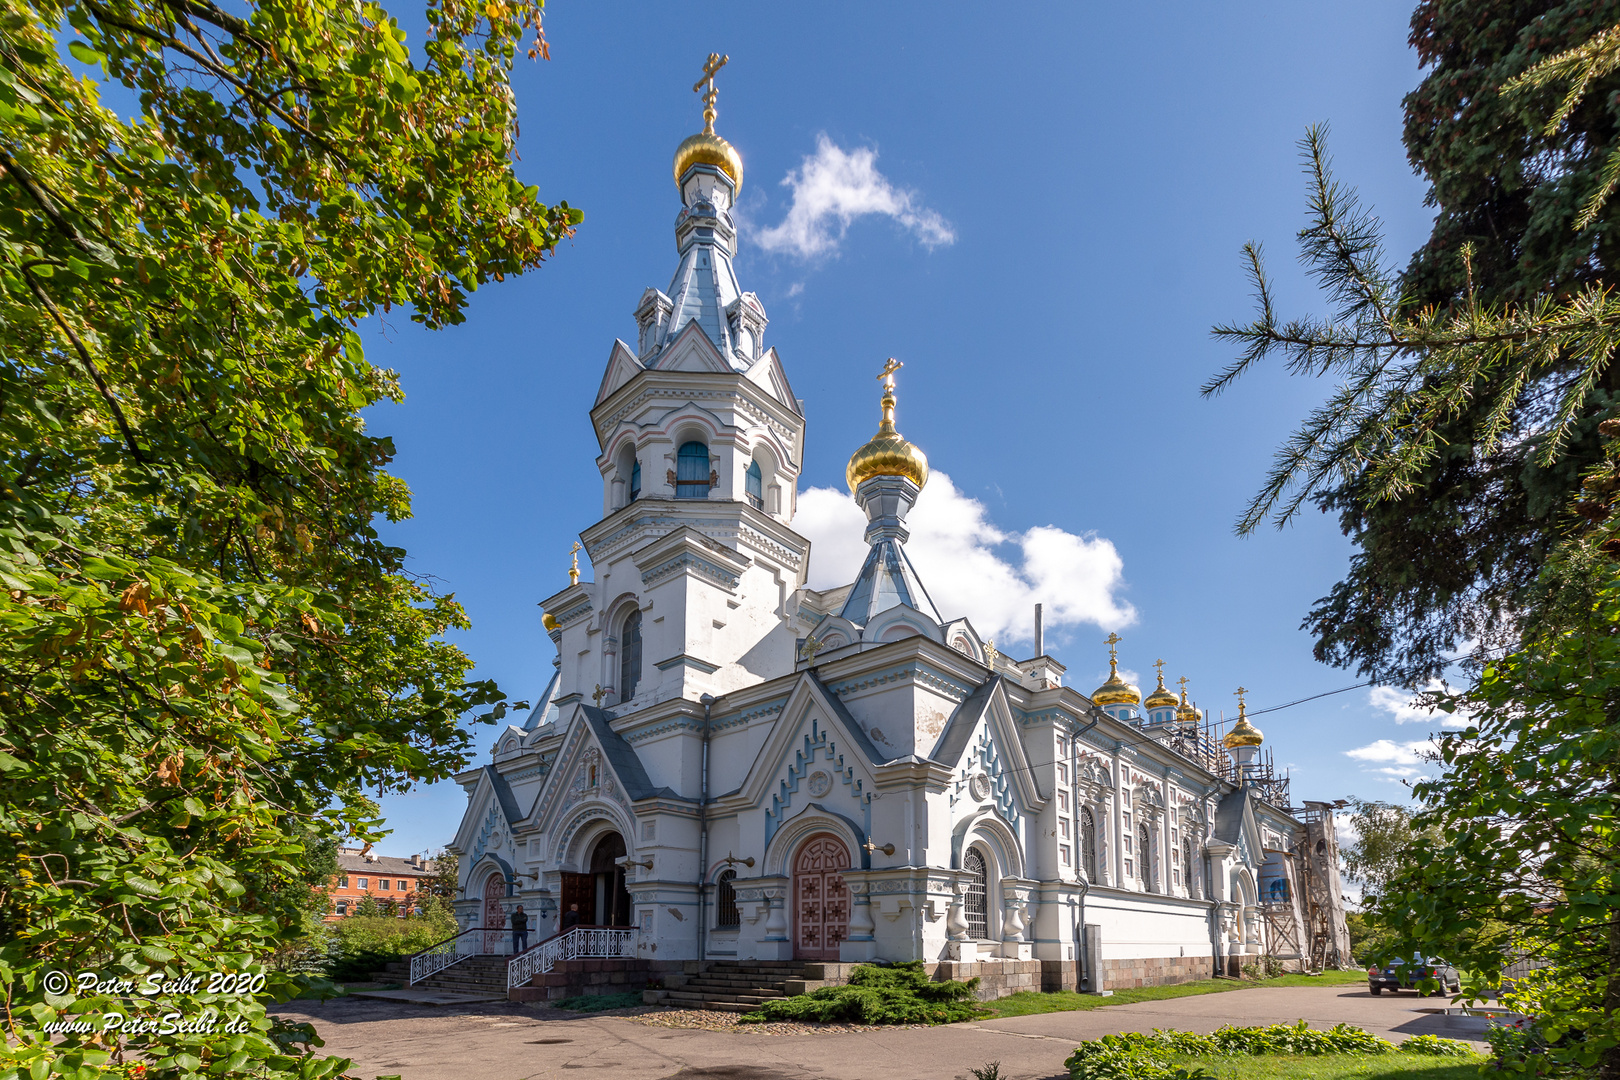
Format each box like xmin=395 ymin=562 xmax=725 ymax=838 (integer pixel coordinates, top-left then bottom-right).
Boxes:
xmin=542 ymin=613 xmax=559 ymax=632
xmin=1177 ymin=688 xmax=1200 ymax=725
xmin=846 ymin=359 xmax=929 ymax=493
xmin=1091 ymin=633 xmax=1140 ymax=707
xmin=674 ymin=131 xmax=743 ymax=193
xmin=1144 ymin=665 xmax=1178 ymax=712
xmin=1222 ymin=697 xmax=1264 ymax=748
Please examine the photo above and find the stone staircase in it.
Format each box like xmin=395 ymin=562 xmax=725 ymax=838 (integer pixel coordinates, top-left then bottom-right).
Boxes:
xmin=408 ymin=954 xmax=510 ymax=998
xmin=659 ymin=960 xmax=811 ymax=1014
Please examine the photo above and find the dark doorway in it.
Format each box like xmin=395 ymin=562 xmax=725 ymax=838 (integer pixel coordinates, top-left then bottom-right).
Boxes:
xmin=588 ymin=832 xmax=632 ymax=927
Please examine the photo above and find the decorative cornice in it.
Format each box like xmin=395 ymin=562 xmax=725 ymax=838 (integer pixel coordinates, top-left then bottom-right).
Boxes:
xmin=824 ymin=661 xmax=975 ymax=704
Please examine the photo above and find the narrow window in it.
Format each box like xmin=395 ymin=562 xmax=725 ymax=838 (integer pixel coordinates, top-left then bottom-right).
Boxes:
xmin=1183 ymin=837 xmax=1194 ymax=892
xmin=745 ymin=460 xmax=763 ymax=509
xmin=716 ymin=870 xmax=739 ymax=929
xmin=629 ymin=459 xmax=641 ymax=501
xmin=676 ymin=441 xmax=710 ymax=498
xmin=620 ymin=609 xmax=643 ymax=701
xmin=339 ymin=875 xmax=348 ymax=888
xmin=1138 ymin=824 xmax=1153 ymax=891
xmin=1080 ymin=806 xmax=1098 ymax=882
xmin=963 ymin=848 xmax=989 ymax=939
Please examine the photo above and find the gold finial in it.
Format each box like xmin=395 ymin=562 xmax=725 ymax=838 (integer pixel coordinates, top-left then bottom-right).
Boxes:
xmin=1091 ymin=632 xmax=1140 ymax=707
xmin=1153 ymin=659 xmax=1166 ymax=686
xmin=693 ymin=53 xmax=729 ymax=135
xmin=1104 ymin=632 xmax=1122 ymax=672
xmin=845 ymin=358 xmax=929 ymax=492
xmin=1223 ymin=686 xmax=1264 ymax=748
xmin=1145 ymin=657 xmax=1178 ymax=711
xmin=1234 ymin=686 xmax=1247 ymax=715
xmin=1177 ymin=675 xmax=1189 ymax=696
xmin=985 ymin=639 xmax=998 ymax=668
xmin=569 ymin=541 xmax=582 ymax=586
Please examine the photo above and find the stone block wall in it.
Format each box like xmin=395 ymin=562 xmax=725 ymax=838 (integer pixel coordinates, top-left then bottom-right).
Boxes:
xmin=923 ymin=959 xmax=1045 ymax=1001
xmin=509 ymin=958 xmax=655 ymax=1002
xmin=1101 ymin=955 xmax=1212 ymax=989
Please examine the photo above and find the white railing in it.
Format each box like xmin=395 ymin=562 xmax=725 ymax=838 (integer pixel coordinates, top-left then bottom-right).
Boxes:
xmin=408 ymin=928 xmax=487 ymax=986
xmin=507 ymin=927 xmax=638 ymax=991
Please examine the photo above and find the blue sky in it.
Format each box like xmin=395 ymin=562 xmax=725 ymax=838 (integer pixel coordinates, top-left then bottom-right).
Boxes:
xmin=364 ymin=1 xmax=1455 ymax=857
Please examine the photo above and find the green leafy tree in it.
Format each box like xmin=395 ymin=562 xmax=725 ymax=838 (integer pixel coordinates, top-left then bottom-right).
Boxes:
xmin=0 ymin=0 xmax=576 ymax=1070
xmin=1340 ymin=799 xmax=1443 ymax=899
xmin=424 ymin=848 xmax=458 ymax=903
xmin=1235 ymin=5 xmax=1620 ymax=682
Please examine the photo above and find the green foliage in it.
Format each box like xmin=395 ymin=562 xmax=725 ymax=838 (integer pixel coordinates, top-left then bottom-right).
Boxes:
xmin=550 ymin=992 xmax=645 ymax=1012
xmin=424 ymin=849 xmax=458 ymax=902
xmin=325 ymin=911 xmax=453 ymax=981
xmin=1065 ymin=1025 xmax=1476 ymax=1080
xmin=738 ymin=961 xmax=982 ymax=1026
xmin=981 ymin=970 xmax=1370 ymax=1019
xmin=0 ymin=0 xmax=576 ymax=1068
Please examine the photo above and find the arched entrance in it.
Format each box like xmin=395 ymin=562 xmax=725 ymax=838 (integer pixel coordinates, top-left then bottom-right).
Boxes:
xmin=792 ymin=833 xmax=850 ymax=961
xmin=589 ymin=832 xmax=632 ymax=927
xmin=482 ymin=871 xmax=506 ymax=952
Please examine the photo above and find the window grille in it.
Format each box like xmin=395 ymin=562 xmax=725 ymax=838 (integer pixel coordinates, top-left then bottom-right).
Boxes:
xmin=676 ymin=442 xmax=710 ymax=498
xmin=964 ymin=848 xmax=989 ymax=939
xmin=1138 ymin=824 xmax=1152 ymax=891
xmin=620 ymin=609 xmax=643 ymax=700
xmin=716 ymin=870 xmax=739 ymax=928
xmin=1080 ymin=806 xmax=1098 ymax=882
xmin=745 ymin=460 xmax=763 ymax=509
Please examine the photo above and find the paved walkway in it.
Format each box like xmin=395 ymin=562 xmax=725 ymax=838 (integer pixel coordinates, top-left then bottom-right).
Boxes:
xmin=272 ymin=985 xmax=1490 ymax=1080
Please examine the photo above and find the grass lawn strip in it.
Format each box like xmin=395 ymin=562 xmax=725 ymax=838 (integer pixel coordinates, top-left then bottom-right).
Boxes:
xmin=1064 ymin=1024 xmax=1479 ymax=1080
xmin=986 ymin=969 xmax=1369 ymax=1019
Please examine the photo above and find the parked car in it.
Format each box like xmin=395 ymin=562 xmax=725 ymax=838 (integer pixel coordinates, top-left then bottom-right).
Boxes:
xmin=1368 ymin=955 xmax=1460 ymax=996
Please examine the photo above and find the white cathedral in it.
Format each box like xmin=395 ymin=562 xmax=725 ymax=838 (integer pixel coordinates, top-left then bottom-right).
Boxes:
xmin=447 ymin=70 xmax=1351 ymax=998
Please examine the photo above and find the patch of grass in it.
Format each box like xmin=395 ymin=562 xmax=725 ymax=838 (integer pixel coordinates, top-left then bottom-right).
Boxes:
xmin=550 ymin=991 xmax=646 ymax=1012
xmin=984 ymin=970 xmax=1368 ymax=1019
xmin=1154 ymin=1054 xmax=1482 ymax=1079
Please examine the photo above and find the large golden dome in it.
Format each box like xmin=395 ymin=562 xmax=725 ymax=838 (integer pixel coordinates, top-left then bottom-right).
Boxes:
xmin=1144 ymin=666 xmax=1178 ymax=712
xmin=1222 ymin=700 xmax=1264 ymax=748
xmin=673 ymin=131 xmax=743 ymax=193
xmin=1092 ymin=669 xmax=1141 ymax=707
xmin=846 ymin=360 xmax=929 ymax=493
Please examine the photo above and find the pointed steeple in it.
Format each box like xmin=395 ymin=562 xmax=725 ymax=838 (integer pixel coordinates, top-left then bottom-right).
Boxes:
xmin=636 ymin=54 xmax=766 ymax=370
xmin=839 ymin=361 xmax=941 ymax=626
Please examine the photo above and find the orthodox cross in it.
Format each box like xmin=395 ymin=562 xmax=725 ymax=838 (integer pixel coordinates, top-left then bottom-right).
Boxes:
xmin=985 ymin=639 xmax=998 ymax=668
xmin=878 ymin=356 xmax=903 ymax=390
xmin=592 ymin=684 xmax=606 ymax=706
xmin=568 ymin=541 xmax=581 ymax=586
xmin=1104 ymin=631 xmax=1122 ymax=666
xmin=1153 ymin=658 xmax=1166 ymax=683
xmin=1233 ymin=686 xmax=1247 ymax=713
xmin=693 ymin=52 xmax=729 ymax=134
xmin=1177 ymin=675 xmax=1190 ymax=697
xmin=802 ymin=635 xmax=823 ymax=665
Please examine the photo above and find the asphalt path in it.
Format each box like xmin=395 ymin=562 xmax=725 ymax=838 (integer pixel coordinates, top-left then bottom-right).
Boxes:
xmin=273 ymin=985 xmax=1490 ymax=1080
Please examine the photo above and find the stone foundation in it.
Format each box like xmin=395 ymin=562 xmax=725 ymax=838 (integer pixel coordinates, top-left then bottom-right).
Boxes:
xmin=1100 ymin=955 xmax=1212 ymax=990
xmin=924 ymin=959 xmax=1045 ymax=1001
xmin=509 ymin=958 xmax=658 ymax=1002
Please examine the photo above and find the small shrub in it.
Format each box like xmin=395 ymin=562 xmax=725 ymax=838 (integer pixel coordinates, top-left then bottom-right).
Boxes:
xmin=1065 ymin=1023 xmax=1413 ymax=1080
xmin=739 ymin=961 xmax=981 ymax=1026
xmin=1398 ymin=1034 xmax=1476 ymax=1057
xmin=967 ymin=1063 xmax=1003 ymax=1080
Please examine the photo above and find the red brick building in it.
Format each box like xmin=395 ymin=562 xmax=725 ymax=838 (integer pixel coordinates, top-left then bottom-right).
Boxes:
xmin=326 ymin=847 xmax=436 ymax=921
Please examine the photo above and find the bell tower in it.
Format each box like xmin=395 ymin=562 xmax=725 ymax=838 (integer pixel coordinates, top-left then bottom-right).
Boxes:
xmin=540 ymin=57 xmax=811 ymax=713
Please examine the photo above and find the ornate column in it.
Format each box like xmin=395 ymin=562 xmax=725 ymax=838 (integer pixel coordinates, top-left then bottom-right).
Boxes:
xmin=842 ymin=878 xmax=877 ymax=962
xmin=945 ymin=880 xmax=977 ymax=962
xmin=999 ymin=878 xmax=1035 ymax=960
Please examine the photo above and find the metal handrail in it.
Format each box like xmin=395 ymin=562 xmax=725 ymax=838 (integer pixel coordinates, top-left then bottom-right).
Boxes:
xmin=407 ymin=927 xmax=487 ymax=986
xmin=507 ymin=926 xmax=638 ymax=991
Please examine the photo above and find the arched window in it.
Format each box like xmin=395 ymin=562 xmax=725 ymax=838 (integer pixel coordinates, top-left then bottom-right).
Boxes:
xmin=1080 ymin=806 xmax=1098 ymax=882
xmin=715 ymin=869 xmax=739 ymax=929
xmin=676 ymin=441 xmax=710 ymax=498
xmin=619 ymin=609 xmax=642 ymax=701
xmin=1138 ymin=824 xmax=1153 ymax=892
xmin=745 ymin=460 xmax=764 ymax=509
xmin=629 ymin=458 xmax=641 ymax=501
xmin=1182 ymin=837 xmax=1194 ymax=893
xmin=963 ymin=847 xmax=989 ymax=939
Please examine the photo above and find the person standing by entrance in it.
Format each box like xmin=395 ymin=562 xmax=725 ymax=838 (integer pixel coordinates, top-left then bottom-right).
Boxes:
xmin=561 ymin=902 xmax=581 ymax=932
xmin=510 ymin=904 xmax=529 ymax=953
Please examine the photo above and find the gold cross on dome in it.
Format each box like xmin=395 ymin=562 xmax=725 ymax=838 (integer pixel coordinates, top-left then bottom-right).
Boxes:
xmin=878 ymin=357 xmax=904 ymax=389
xmin=568 ymin=541 xmax=582 ymax=586
xmin=1104 ymin=631 xmax=1122 ymax=663
xmin=693 ymin=53 xmax=729 ymax=134
xmin=1154 ymin=658 xmax=1166 ymax=682
xmin=1234 ymin=686 xmax=1247 ymax=709
xmin=1177 ymin=676 xmax=1190 ymax=695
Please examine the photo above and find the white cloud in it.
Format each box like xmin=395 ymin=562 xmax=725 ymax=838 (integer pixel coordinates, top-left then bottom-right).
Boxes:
xmin=1345 ymin=738 xmax=1436 ymax=764
xmin=794 ymin=470 xmax=1134 ymax=648
xmin=755 ymin=135 xmax=955 ymax=259
xmin=1369 ymin=680 xmax=1472 ymax=729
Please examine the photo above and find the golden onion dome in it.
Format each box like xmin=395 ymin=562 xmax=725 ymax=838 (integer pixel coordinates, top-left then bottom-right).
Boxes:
xmin=1144 ymin=669 xmax=1179 ymax=713
xmin=1092 ymin=670 xmax=1141 ymax=707
xmin=846 ymin=360 xmax=929 ymax=493
xmin=673 ymin=131 xmax=743 ymax=194
xmin=1222 ymin=698 xmax=1264 ymax=748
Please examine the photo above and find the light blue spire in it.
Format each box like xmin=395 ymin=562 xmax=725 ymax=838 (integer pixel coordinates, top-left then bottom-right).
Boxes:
xmin=838 ymin=473 xmax=942 ymax=626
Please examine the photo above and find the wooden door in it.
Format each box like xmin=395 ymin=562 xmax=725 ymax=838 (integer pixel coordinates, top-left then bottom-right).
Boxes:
xmin=793 ymin=834 xmax=850 ymax=960
xmin=482 ymin=873 xmax=505 ymax=953
xmin=560 ymin=873 xmax=593 ymax=930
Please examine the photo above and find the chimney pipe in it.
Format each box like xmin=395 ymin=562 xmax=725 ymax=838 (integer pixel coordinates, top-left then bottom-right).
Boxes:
xmin=1034 ymin=603 xmax=1044 ymax=657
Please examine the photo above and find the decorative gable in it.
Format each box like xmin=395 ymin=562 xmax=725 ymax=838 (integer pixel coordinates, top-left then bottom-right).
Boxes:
xmin=595 ymin=339 xmax=645 ymax=405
